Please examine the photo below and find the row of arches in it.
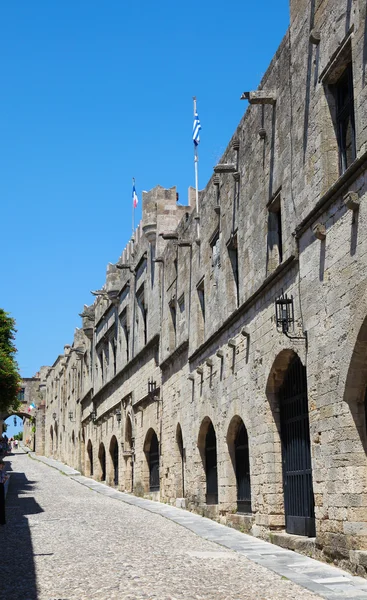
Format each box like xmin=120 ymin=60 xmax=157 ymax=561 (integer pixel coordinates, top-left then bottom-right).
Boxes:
xmin=50 ymin=353 xmax=315 ymax=537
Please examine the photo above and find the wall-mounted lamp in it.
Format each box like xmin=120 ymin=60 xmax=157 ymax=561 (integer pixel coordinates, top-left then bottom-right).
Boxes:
xmin=148 ymin=378 xmax=158 ymax=397
xmin=115 ymin=408 xmax=122 ymax=423
xmin=68 ymin=411 xmax=75 ymax=422
xmin=275 ymin=294 xmax=307 ymax=342
xmin=52 ymin=412 xmax=57 ymax=420
xmin=91 ymin=410 xmax=97 ymax=423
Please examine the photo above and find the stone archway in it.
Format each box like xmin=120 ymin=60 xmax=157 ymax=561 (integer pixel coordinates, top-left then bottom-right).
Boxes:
xmin=266 ymin=350 xmax=315 ymax=537
xmin=109 ymin=435 xmax=119 ymax=486
xmin=124 ymin=415 xmax=133 ymax=492
xmin=144 ymin=428 xmax=160 ymax=492
xmin=175 ymin=423 xmax=185 ymax=498
xmin=198 ymin=417 xmax=218 ymax=505
xmin=87 ymin=439 xmax=93 ymax=476
xmin=50 ymin=425 xmax=54 ymax=455
xmin=98 ymin=442 xmax=106 ymax=481
xmin=227 ymin=416 xmax=251 ymax=513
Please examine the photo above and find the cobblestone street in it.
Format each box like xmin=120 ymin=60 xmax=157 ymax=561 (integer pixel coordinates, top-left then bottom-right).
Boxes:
xmin=1 ymin=451 xmax=366 ymax=600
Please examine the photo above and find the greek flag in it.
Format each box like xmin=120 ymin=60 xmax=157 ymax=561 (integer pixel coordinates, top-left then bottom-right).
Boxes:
xmin=193 ymin=111 xmax=201 ymax=146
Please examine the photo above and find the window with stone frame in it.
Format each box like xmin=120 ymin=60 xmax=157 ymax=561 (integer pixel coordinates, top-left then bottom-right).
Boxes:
xmin=17 ymin=387 xmax=25 ymax=402
xmin=333 ymin=63 xmax=356 ymax=174
xmin=169 ymin=296 xmax=177 ymax=350
xmin=196 ymin=278 xmax=205 ymax=345
xmin=227 ymin=233 xmax=239 ymax=307
xmin=109 ymin=334 xmax=117 ymax=377
xmin=266 ymin=192 xmax=282 ymax=275
xmin=321 ymin=36 xmax=356 ymax=179
xmin=210 ymin=230 xmax=221 ymax=286
xmin=136 ymin=284 xmax=147 ymax=348
xmin=98 ymin=351 xmax=103 ymax=385
xmin=119 ymin=308 xmax=130 ymax=364
xmin=177 ymin=294 xmax=185 ymax=341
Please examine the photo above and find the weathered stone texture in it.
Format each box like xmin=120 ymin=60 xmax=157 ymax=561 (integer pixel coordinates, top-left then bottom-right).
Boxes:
xmin=35 ymin=0 xmax=367 ymax=576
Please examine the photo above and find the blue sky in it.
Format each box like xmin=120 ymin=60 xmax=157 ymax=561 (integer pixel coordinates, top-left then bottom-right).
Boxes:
xmin=0 ymin=0 xmax=289 ymax=378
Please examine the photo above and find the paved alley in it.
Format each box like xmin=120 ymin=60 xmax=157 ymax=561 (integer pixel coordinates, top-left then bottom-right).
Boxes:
xmin=1 ymin=451 xmax=367 ymax=600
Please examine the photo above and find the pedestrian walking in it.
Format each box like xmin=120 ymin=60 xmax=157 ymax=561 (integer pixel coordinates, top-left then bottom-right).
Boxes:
xmin=0 ymin=460 xmax=9 ymax=525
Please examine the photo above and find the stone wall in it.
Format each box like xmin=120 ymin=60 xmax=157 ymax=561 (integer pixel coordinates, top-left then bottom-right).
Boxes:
xmin=39 ymin=0 xmax=367 ymax=576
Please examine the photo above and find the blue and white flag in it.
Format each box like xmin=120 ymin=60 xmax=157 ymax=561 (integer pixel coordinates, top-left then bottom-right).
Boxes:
xmin=193 ymin=111 xmax=201 ymax=146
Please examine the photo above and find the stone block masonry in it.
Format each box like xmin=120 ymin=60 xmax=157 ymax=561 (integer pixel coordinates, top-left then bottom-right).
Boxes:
xmin=36 ymin=0 xmax=367 ymax=577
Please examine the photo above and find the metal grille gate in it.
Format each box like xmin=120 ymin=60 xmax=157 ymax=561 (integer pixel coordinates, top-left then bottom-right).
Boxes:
xmin=205 ymin=423 xmax=218 ymax=505
xmin=235 ymin=423 xmax=252 ymax=513
xmin=113 ymin=442 xmax=118 ymax=485
xmin=149 ymin=433 xmax=160 ymax=491
xmin=279 ymin=356 xmax=315 ymax=537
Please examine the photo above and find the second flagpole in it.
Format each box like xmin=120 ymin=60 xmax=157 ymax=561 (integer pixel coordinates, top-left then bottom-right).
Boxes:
xmin=193 ymin=97 xmax=200 ymax=239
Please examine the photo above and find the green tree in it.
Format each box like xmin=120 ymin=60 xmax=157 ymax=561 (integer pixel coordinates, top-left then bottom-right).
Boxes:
xmin=0 ymin=309 xmax=21 ymax=414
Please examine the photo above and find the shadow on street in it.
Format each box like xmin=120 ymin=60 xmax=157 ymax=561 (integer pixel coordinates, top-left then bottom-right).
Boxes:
xmin=1 ymin=457 xmax=43 ymax=600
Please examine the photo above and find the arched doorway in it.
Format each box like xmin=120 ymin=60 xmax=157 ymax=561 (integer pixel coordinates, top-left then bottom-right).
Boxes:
xmin=144 ymin=429 xmax=159 ymax=492
xmin=198 ymin=418 xmax=218 ymax=505
xmin=110 ymin=436 xmax=119 ymax=486
xmin=205 ymin=422 xmax=218 ymax=505
xmin=227 ymin=417 xmax=251 ymax=513
xmin=279 ymin=354 xmax=315 ymax=536
xmin=176 ymin=424 xmax=185 ymax=498
xmin=124 ymin=416 xmax=133 ymax=492
xmin=87 ymin=440 xmax=93 ymax=476
xmin=98 ymin=442 xmax=106 ymax=481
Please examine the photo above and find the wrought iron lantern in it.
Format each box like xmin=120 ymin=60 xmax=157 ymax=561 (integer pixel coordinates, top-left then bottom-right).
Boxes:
xmin=275 ymin=294 xmax=294 ymax=334
xmin=91 ymin=410 xmax=97 ymax=423
xmin=148 ymin=378 xmax=157 ymax=396
xmin=13 ymin=416 xmax=17 ymax=426
xmin=115 ymin=408 xmax=122 ymax=423
xmin=52 ymin=412 xmax=57 ymax=420
xmin=68 ymin=411 xmax=75 ymax=422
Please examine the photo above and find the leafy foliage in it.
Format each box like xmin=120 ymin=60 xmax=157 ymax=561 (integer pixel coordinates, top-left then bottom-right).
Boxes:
xmin=14 ymin=432 xmax=23 ymax=441
xmin=0 ymin=309 xmax=21 ymax=414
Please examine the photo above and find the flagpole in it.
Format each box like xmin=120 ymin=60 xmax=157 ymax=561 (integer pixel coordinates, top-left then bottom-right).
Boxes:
xmin=193 ymin=97 xmax=200 ymax=239
xmin=132 ymin=177 xmax=135 ymax=238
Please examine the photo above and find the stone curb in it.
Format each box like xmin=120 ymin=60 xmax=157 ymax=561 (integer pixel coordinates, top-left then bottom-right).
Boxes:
xmin=27 ymin=453 xmax=367 ymax=600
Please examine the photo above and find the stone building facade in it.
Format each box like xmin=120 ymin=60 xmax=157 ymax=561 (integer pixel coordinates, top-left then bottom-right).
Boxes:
xmin=40 ymin=0 xmax=367 ymax=575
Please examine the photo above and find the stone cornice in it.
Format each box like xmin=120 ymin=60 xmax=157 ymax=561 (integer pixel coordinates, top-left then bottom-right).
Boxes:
xmin=294 ymin=150 xmax=367 ymax=240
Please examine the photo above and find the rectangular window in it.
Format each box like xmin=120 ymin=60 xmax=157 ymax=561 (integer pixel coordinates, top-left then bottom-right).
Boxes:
xmin=197 ymin=280 xmax=205 ymax=322
xmin=266 ymin=193 xmax=282 ymax=275
xmin=227 ymin=234 xmax=239 ymax=307
xmin=17 ymin=388 xmax=25 ymax=402
xmin=334 ymin=64 xmax=356 ymax=174
xmin=169 ymin=298 xmax=177 ymax=349
xmin=136 ymin=285 xmax=147 ymax=346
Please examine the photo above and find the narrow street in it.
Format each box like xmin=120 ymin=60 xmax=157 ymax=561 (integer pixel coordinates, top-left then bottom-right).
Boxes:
xmin=1 ymin=450 xmax=366 ymax=600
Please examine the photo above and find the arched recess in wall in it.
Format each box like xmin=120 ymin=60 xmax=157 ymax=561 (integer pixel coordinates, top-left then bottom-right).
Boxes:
xmin=98 ymin=442 xmax=106 ymax=481
xmin=87 ymin=439 xmax=93 ymax=477
xmin=175 ymin=423 xmax=185 ymax=498
xmin=144 ymin=428 xmax=160 ymax=492
xmin=54 ymin=422 xmax=59 ymax=451
xmin=109 ymin=435 xmax=119 ymax=486
xmin=344 ymin=316 xmax=367 ymax=454
xmin=266 ymin=349 xmax=315 ymax=537
xmin=227 ymin=416 xmax=251 ymax=513
xmin=124 ymin=415 xmax=133 ymax=492
xmin=197 ymin=417 xmax=218 ymax=505
xmin=50 ymin=425 xmax=54 ymax=454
